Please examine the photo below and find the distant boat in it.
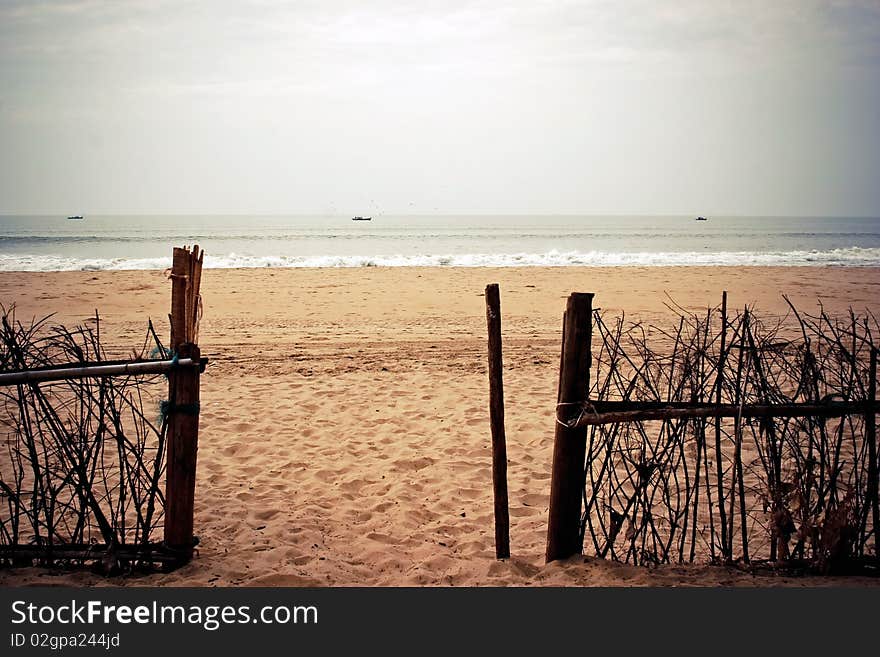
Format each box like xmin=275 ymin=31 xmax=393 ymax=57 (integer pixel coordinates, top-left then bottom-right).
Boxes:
xmin=351 ymin=216 xmax=371 ymax=221
xmin=695 ymin=216 xmax=708 ymax=221
xmin=67 ymin=215 xmax=84 ymax=220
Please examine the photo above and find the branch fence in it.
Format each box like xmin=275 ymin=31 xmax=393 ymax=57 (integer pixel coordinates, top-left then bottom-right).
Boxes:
xmin=0 ymin=246 xmax=205 ymax=574
xmin=544 ymin=291 xmax=879 ymax=574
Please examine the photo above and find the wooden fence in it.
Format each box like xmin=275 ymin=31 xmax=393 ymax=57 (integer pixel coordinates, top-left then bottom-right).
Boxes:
xmin=544 ymin=292 xmax=879 ymax=573
xmin=0 ymin=246 xmax=205 ymax=573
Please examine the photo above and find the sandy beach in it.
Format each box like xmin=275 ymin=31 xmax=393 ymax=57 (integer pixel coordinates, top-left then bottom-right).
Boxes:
xmin=1 ymin=265 xmax=879 ymax=587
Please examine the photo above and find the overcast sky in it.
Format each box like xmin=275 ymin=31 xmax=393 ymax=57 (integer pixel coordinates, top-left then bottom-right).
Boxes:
xmin=1 ymin=0 xmax=878 ymax=216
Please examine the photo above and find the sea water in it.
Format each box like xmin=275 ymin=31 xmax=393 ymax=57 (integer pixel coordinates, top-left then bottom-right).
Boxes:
xmin=0 ymin=215 xmax=878 ymax=271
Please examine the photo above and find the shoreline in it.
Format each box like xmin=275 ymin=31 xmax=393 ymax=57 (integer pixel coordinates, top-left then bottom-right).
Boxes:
xmin=3 ymin=257 xmax=880 ymax=272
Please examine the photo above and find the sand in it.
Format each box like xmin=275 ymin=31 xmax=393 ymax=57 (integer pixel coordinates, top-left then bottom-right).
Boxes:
xmin=1 ymin=266 xmax=879 ymax=587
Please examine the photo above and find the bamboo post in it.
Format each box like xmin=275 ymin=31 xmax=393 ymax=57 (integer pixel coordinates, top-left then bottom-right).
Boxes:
xmin=485 ymin=284 xmax=510 ymax=559
xmin=189 ymin=246 xmax=204 ymax=345
xmin=546 ymin=292 xmax=594 ymax=563
xmin=169 ymin=247 xmax=189 ymax=352
xmin=163 ymin=246 xmax=203 ymax=558
xmin=867 ymin=347 xmax=878 ymax=556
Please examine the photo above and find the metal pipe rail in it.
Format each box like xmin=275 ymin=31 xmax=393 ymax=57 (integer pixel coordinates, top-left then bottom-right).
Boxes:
xmin=0 ymin=357 xmax=206 ymax=387
xmin=569 ymin=399 xmax=874 ymax=427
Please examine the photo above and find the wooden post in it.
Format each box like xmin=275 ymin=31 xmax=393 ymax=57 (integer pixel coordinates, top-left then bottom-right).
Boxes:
xmin=163 ymin=246 xmax=203 ymax=559
xmin=169 ymin=247 xmax=189 ymax=352
xmin=867 ymin=347 xmax=878 ymax=556
xmin=163 ymin=342 xmax=201 ymax=554
xmin=485 ymin=284 xmax=510 ymax=559
xmin=546 ymin=292 xmax=594 ymax=563
xmin=188 ymin=246 xmax=204 ymax=345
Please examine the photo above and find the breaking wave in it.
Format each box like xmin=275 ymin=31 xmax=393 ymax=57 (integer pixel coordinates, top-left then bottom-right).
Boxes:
xmin=1 ymin=247 xmax=879 ymax=271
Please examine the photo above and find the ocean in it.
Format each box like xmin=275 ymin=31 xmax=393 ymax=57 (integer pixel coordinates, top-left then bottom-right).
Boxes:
xmin=0 ymin=215 xmax=878 ymax=271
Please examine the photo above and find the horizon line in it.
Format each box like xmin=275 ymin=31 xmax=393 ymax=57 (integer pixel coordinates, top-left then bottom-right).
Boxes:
xmin=2 ymin=213 xmax=879 ymax=220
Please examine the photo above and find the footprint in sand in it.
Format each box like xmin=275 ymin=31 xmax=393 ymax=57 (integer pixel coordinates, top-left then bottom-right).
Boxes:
xmin=252 ymin=508 xmax=281 ymax=522
xmin=370 ymin=501 xmax=395 ymax=514
xmin=509 ymin=506 xmax=540 ymax=517
xmin=339 ymin=479 xmax=365 ymax=494
xmin=393 ymin=457 xmax=435 ymax=471
xmin=521 ymin=493 xmax=548 ymax=507
xmin=365 ymin=532 xmax=397 ymax=544
xmin=313 ymin=469 xmax=337 ymax=483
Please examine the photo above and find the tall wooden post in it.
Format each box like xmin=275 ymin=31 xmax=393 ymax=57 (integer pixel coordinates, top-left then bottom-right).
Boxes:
xmin=546 ymin=292 xmax=594 ymax=563
xmin=163 ymin=246 xmax=203 ymax=558
xmin=485 ymin=284 xmax=510 ymax=559
xmin=163 ymin=342 xmax=201 ymax=553
xmin=867 ymin=347 xmax=878 ymax=556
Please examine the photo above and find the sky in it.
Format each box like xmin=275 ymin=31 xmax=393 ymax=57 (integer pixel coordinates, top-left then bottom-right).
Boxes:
xmin=0 ymin=0 xmax=878 ymax=216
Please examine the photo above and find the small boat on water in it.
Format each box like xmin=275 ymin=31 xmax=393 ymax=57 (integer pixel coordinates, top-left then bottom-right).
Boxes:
xmin=695 ymin=216 xmax=708 ymax=221
xmin=67 ymin=215 xmax=84 ymax=220
xmin=351 ymin=216 xmax=371 ymax=221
